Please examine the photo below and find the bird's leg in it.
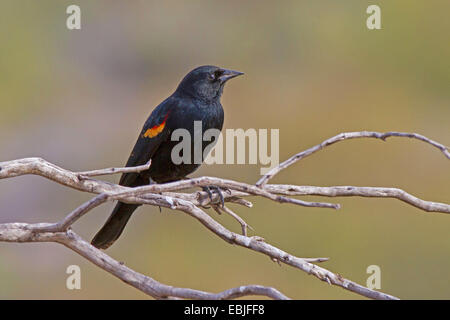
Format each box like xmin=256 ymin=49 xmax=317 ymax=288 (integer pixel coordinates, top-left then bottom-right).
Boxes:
xmin=202 ymin=186 xmax=230 ymax=208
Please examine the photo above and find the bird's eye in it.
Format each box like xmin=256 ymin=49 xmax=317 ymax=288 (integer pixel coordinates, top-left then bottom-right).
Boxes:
xmin=209 ymin=70 xmax=223 ymax=81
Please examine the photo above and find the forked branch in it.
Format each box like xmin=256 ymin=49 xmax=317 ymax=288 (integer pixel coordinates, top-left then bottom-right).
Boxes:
xmin=0 ymin=131 xmax=448 ymax=299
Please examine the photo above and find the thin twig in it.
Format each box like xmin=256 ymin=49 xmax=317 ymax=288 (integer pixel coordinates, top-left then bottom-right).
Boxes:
xmin=30 ymin=193 xmax=110 ymax=233
xmin=77 ymin=161 xmax=151 ymax=178
xmin=212 ymin=204 xmax=254 ymax=236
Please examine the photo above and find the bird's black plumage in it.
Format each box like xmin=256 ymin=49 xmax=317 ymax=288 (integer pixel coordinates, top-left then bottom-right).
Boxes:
xmin=91 ymin=65 xmax=243 ymax=249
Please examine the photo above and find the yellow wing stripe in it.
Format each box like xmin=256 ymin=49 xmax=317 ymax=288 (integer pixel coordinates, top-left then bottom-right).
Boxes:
xmin=143 ymin=113 xmax=169 ymax=138
xmin=144 ymin=122 xmax=165 ymax=138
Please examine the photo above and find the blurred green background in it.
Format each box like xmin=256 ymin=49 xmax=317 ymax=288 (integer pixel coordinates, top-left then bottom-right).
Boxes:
xmin=0 ymin=0 xmax=449 ymax=299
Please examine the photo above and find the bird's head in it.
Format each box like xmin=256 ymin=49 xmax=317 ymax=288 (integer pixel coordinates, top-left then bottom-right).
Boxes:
xmin=176 ymin=65 xmax=243 ymax=102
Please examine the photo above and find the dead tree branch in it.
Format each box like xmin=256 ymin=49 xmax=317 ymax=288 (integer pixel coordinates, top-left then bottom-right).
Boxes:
xmin=0 ymin=223 xmax=288 ymax=300
xmin=0 ymin=131 xmax=448 ymax=299
xmin=256 ymin=131 xmax=450 ymax=186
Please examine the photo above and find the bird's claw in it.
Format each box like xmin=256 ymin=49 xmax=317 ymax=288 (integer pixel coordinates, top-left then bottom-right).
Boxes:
xmin=202 ymin=186 xmax=227 ymax=207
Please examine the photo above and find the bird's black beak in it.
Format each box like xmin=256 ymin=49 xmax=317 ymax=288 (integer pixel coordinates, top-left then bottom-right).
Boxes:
xmin=218 ymin=69 xmax=244 ymax=82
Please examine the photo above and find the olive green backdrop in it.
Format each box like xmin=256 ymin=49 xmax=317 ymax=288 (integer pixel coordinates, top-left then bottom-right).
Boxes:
xmin=0 ymin=0 xmax=449 ymax=299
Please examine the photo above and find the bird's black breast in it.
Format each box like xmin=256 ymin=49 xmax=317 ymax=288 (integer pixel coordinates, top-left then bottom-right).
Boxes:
xmin=147 ymin=95 xmax=224 ymax=183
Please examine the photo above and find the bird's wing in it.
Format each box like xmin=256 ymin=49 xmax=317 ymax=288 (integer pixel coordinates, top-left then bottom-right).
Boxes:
xmin=118 ymin=99 xmax=174 ymax=187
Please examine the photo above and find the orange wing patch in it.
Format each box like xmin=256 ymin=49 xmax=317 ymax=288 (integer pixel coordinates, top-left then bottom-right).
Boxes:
xmin=143 ymin=113 xmax=169 ymax=138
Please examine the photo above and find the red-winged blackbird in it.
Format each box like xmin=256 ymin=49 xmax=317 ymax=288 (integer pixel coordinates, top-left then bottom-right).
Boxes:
xmin=91 ymin=65 xmax=243 ymax=249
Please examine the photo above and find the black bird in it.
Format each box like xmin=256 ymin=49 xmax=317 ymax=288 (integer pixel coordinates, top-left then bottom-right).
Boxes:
xmin=91 ymin=65 xmax=243 ymax=249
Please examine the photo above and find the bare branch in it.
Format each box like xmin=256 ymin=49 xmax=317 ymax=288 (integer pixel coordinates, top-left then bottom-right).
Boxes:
xmin=108 ymin=176 xmax=341 ymax=210
xmin=0 ymin=223 xmax=288 ymax=300
xmin=0 ymin=158 xmax=339 ymax=209
xmin=1 ymin=130 xmax=448 ymax=299
xmin=263 ymin=185 xmax=450 ymax=214
xmin=256 ymin=131 xmax=450 ymax=186
xmin=154 ymin=196 xmax=397 ymax=300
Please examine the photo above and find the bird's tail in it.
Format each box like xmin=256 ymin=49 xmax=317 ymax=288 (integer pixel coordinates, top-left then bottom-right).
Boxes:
xmin=91 ymin=201 xmax=140 ymax=249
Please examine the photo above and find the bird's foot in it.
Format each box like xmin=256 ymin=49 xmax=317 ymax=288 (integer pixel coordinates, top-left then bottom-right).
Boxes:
xmin=202 ymin=186 xmax=230 ymax=208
